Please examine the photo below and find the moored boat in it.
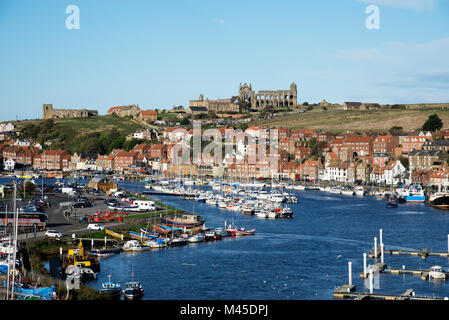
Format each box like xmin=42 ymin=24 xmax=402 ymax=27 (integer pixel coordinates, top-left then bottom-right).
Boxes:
xmin=254 ymin=209 xmax=268 ymax=219
xmin=122 ymin=281 xmax=144 ymax=300
xmin=386 ymin=198 xmax=398 ymax=208
xmin=161 ymin=214 xmax=205 ymax=228
xmin=428 ymin=192 xmax=449 ymax=210
xmin=122 ymin=240 xmax=144 ymax=252
xmin=100 ymin=275 xmax=121 ymax=299
xmin=226 ymin=225 xmax=256 ymax=236
xmin=188 ymin=232 xmax=205 ymax=243
xmin=90 ymin=248 xmax=121 ymax=258
xmin=169 ymin=237 xmax=188 ymax=246
xmin=281 ymin=206 xmax=294 ymax=218
xmin=404 ymin=184 xmax=426 ymax=203
xmin=429 ymin=265 xmax=447 ymax=280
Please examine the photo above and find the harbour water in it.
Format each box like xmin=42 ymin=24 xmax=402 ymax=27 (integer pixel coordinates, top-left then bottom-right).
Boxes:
xmin=92 ymin=181 xmax=449 ymax=300
xmin=2 ymin=176 xmax=449 ymax=300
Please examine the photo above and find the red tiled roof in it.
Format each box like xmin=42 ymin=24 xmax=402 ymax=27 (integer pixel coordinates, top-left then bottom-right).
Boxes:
xmin=108 ymin=106 xmax=124 ymax=113
xmin=140 ymin=110 xmax=157 ymax=117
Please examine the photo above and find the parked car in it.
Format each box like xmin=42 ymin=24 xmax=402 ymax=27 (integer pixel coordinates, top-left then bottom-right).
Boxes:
xmin=104 ymin=198 xmax=120 ymax=205
xmin=72 ymin=201 xmax=93 ymax=208
xmin=87 ymin=223 xmax=105 ymax=231
xmin=20 ymin=205 xmax=39 ymax=212
xmin=45 ymin=230 xmax=63 ymax=239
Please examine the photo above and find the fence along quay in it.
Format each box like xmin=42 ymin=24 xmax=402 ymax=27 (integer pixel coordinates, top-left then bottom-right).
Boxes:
xmin=333 ymin=229 xmax=449 ymax=300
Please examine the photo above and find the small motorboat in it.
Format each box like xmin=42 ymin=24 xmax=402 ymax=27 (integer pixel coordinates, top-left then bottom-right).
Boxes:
xmin=429 ymin=265 xmax=447 ymax=280
xmin=188 ymin=233 xmax=205 ymax=243
xmin=267 ymin=210 xmax=278 ymax=219
xmin=100 ymin=275 xmax=121 ymax=299
xmin=65 ymin=264 xmax=97 ymax=282
xmin=169 ymin=237 xmax=188 ymax=246
xmin=204 ymin=230 xmax=217 ymax=241
xmin=214 ymin=227 xmax=229 ymax=238
xmin=122 ymin=281 xmax=144 ymax=300
xmin=144 ymin=240 xmax=167 ymax=249
xmin=386 ymin=199 xmax=398 ymax=208
xmin=226 ymin=225 xmax=256 ymax=236
xmin=122 ymin=240 xmax=144 ymax=252
xmin=281 ymin=206 xmax=294 ymax=218
xmin=254 ymin=209 xmax=268 ymax=219
xmin=90 ymin=248 xmax=122 ymax=258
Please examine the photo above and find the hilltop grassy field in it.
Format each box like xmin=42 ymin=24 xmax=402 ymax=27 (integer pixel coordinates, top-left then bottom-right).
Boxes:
xmin=13 ymin=115 xmax=146 ymax=154
xmin=250 ymin=106 xmax=449 ymax=133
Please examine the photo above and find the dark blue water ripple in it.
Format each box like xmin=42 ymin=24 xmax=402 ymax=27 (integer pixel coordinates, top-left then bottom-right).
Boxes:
xmin=91 ymin=182 xmax=449 ymax=300
xmin=3 ymin=177 xmax=449 ymax=299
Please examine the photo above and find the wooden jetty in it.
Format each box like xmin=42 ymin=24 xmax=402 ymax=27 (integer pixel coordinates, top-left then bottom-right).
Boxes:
xmin=370 ymin=247 xmax=449 ymax=260
xmin=358 ymin=262 xmax=448 ymax=281
xmin=333 ymin=286 xmax=445 ymax=300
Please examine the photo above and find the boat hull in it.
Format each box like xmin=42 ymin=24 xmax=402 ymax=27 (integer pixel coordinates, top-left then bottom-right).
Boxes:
xmin=405 ymin=195 xmax=426 ymax=203
xmin=161 ymin=217 xmax=205 ymax=228
xmin=429 ymin=195 xmax=449 ymax=210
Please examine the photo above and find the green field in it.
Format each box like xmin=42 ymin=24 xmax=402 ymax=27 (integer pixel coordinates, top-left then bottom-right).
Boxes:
xmin=13 ymin=115 xmax=146 ymax=154
xmin=249 ymin=106 xmax=449 ymax=133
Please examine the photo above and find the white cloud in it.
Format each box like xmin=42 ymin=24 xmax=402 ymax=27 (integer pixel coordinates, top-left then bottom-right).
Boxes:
xmin=357 ymin=0 xmax=435 ymax=11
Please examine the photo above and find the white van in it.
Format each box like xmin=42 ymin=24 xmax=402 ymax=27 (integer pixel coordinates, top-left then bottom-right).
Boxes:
xmin=113 ymin=191 xmax=126 ymax=198
xmin=131 ymin=200 xmax=156 ymax=212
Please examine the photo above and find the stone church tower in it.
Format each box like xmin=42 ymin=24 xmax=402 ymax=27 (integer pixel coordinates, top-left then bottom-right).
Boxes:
xmin=43 ymin=104 xmax=53 ymax=119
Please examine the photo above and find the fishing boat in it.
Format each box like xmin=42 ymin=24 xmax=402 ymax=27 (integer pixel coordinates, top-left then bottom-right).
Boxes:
xmin=122 ymin=280 xmax=144 ymax=300
xmin=100 ymin=275 xmax=121 ymax=299
xmin=161 ymin=214 xmax=205 ymax=228
xmin=281 ymin=206 xmax=294 ymax=218
xmin=226 ymin=225 xmax=256 ymax=236
xmin=404 ymin=184 xmax=426 ymax=203
xmin=428 ymin=192 xmax=449 ymax=210
xmin=429 ymin=265 xmax=447 ymax=280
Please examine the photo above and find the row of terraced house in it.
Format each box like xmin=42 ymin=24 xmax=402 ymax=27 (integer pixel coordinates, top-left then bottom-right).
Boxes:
xmin=2 ymin=126 xmax=449 ymax=187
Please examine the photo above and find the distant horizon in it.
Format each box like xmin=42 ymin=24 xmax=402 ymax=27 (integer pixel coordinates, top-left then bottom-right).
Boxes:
xmin=1 ymin=0 xmax=448 ymax=122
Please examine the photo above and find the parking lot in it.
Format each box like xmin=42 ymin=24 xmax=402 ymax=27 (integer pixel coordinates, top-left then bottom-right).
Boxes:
xmin=1 ymin=191 xmax=128 ymax=241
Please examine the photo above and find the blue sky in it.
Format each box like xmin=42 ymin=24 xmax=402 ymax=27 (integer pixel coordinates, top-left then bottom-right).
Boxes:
xmin=0 ymin=0 xmax=448 ymax=121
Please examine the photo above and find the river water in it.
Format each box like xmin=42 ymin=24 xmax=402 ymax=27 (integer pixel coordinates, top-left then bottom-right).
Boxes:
xmin=2 ymin=177 xmax=449 ymax=300
xmin=95 ymin=181 xmax=449 ymax=300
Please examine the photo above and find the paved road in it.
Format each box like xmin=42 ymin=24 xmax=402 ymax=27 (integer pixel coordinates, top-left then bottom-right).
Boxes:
xmin=2 ymin=192 xmax=127 ymax=241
